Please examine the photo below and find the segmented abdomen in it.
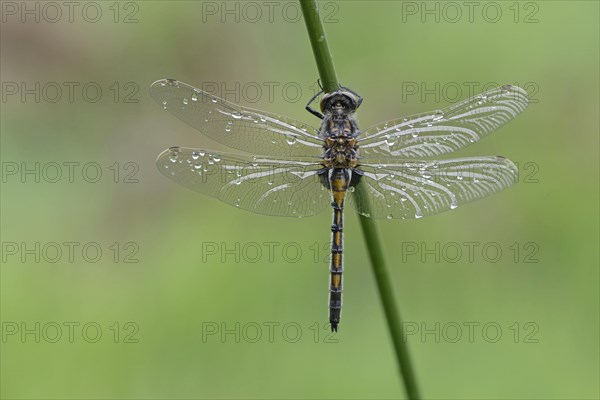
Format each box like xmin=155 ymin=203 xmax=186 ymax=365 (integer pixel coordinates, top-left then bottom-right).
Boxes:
xmin=328 ymin=168 xmax=350 ymax=332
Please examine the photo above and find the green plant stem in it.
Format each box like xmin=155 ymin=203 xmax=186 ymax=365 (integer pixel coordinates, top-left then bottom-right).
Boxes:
xmin=299 ymin=0 xmax=339 ymax=92
xmin=300 ymin=1 xmax=421 ymax=399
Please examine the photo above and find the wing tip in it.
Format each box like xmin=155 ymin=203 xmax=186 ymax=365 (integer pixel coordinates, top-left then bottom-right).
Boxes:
xmin=499 ymin=84 xmax=530 ymax=109
xmin=149 ymin=78 xmax=182 ymax=102
xmin=151 ymin=78 xmax=179 ymax=88
xmin=495 ymin=155 xmax=519 ymax=184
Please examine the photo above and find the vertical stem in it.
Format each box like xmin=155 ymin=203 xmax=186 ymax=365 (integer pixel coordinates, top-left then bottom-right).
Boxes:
xmin=299 ymin=0 xmax=340 ymax=92
xmin=300 ymin=1 xmax=421 ymax=399
xmin=355 ymin=189 xmax=421 ymax=400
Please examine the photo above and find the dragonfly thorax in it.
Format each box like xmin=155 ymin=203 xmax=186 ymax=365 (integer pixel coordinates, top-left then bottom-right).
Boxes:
xmin=323 ymin=136 xmax=359 ymax=168
xmin=317 ymin=90 xmax=362 ymax=169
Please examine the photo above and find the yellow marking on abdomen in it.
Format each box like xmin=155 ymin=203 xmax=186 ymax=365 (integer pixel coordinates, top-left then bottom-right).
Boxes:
xmin=332 ymin=274 xmax=341 ymax=288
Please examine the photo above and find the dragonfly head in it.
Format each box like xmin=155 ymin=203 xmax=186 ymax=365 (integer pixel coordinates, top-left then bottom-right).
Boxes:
xmin=320 ymin=90 xmax=360 ymax=115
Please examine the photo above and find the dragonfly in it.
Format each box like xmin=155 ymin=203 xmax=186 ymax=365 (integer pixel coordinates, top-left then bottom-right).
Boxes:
xmin=151 ymin=78 xmax=528 ymax=332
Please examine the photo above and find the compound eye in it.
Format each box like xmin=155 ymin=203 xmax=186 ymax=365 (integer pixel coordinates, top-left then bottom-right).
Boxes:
xmin=319 ymin=96 xmax=331 ymax=112
xmin=321 ymin=95 xmax=338 ymax=112
xmin=345 ymin=100 xmax=355 ymax=111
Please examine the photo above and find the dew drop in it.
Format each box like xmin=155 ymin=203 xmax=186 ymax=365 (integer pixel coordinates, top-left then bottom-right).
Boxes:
xmin=192 ymin=151 xmax=200 ymax=160
xmin=183 ymin=98 xmax=188 ymax=105
xmin=191 ymin=92 xmax=198 ymax=101
xmin=168 ymin=148 xmax=179 ymax=163
xmin=286 ymin=135 xmax=297 ymax=145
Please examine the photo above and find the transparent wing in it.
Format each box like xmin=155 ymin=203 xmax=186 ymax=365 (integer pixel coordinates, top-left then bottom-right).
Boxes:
xmin=358 ymin=85 xmax=529 ymax=159
xmin=150 ymin=79 xmax=323 ymax=157
xmin=348 ymin=157 xmax=517 ymax=219
xmin=157 ymin=147 xmax=329 ymax=217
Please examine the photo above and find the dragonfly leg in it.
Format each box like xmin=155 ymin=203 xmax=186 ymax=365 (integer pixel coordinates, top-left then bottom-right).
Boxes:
xmin=306 ymin=88 xmax=325 ymax=120
xmin=306 ymin=105 xmax=324 ymax=120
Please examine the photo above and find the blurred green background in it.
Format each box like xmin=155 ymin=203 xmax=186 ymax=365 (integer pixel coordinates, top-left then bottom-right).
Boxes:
xmin=1 ymin=1 xmax=598 ymax=399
